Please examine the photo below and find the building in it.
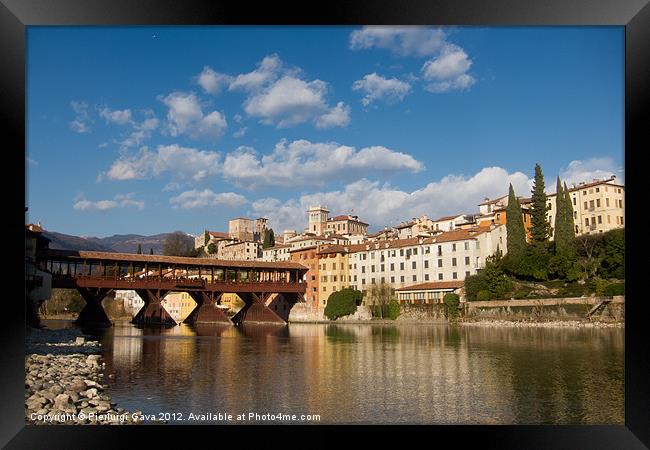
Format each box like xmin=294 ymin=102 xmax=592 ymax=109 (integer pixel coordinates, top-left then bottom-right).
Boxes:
xmin=477 ymin=197 xmax=533 ymax=241
xmin=195 ymin=230 xmax=231 ymax=250
xmin=347 ymin=225 xmax=506 ymax=292
xmin=262 ymin=243 xmax=291 ymax=262
xmin=545 ymin=176 xmax=624 ymax=236
xmin=116 ymin=290 xmax=142 ymax=316
xmin=161 ymin=292 xmax=197 ymax=323
xmin=289 ymin=246 xmax=319 ymax=309
xmin=316 ymin=244 xmax=351 ymax=307
xmin=325 ymin=214 xmax=369 ymax=236
xmin=219 ymin=240 xmax=262 ymax=260
xmin=307 ymin=205 xmax=369 ymax=237
xmin=228 ymin=218 xmax=254 ymax=242
xmin=395 ymin=281 xmax=465 ymax=305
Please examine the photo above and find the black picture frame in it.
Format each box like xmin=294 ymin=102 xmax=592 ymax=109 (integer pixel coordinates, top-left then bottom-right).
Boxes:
xmin=4 ymin=0 xmax=648 ymax=447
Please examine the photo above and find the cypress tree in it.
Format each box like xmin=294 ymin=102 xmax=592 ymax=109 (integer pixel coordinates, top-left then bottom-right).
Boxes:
xmin=136 ymin=243 xmax=142 ymax=254
xmin=505 ymin=183 xmax=526 ymax=260
xmin=530 ymin=164 xmax=551 ymax=247
xmin=149 ymin=248 xmax=154 ymax=255
xmin=564 ymin=181 xmax=576 ymax=248
xmin=269 ymin=229 xmax=275 ymax=247
xmin=204 ymin=230 xmax=210 ymax=246
xmin=553 ymin=177 xmax=566 ymax=254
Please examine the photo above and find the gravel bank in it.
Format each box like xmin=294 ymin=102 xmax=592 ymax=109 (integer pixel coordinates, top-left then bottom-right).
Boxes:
xmin=25 ymin=327 xmax=142 ymax=425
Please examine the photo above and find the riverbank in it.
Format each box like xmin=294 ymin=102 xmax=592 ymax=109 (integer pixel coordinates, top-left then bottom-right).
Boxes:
xmin=458 ymin=319 xmax=623 ymax=328
xmin=25 ymin=326 xmax=142 ymax=425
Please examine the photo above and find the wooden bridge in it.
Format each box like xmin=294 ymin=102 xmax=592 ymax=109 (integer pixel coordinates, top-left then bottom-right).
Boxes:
xmin=40 ymin=249 xmax=308 ymax=327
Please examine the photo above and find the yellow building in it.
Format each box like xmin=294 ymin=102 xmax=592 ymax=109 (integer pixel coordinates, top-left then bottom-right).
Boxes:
xmin=316 ymin=244 xmax=350 ymax=307
xmin=546 ymin=176 xmax=624 ymax=236
xmin=162 ymin=292 xmax=196 ymax=323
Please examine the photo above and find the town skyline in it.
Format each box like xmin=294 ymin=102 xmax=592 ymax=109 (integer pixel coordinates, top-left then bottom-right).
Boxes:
xmin=27 ymin=26 xmax=624 ymax=237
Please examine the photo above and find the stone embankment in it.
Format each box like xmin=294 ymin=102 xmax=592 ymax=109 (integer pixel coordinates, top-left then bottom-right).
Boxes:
xmin=25 ymin=327 xmax=142 ymax=425
xmin=459 ymin=319 xmax=623 ymax=329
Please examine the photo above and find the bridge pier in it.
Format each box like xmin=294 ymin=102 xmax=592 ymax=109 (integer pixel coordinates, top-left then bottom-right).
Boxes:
xmin=74 ymin=288 xmax=113 ymax=327
xmin=232 ymin=292 xmax=286 ymax=326
xmin=132 ymin=289 xmax=176 ymax=327
xmin=184 ymin=292 xmax=232 ymax=325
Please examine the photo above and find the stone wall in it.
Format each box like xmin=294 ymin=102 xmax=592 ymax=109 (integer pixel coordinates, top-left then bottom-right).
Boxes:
xmin=396 ymin=303 xmax=448 ymax=323
xmin=464 ymin=296 xmax=624 ymax=323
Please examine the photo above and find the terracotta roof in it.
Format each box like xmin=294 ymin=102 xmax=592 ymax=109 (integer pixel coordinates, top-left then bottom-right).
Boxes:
xmin=396 ymin=281 xmax=464 ymax=291
xmin=208 ymin=231 xmax=230 ymax=239
xmin=44 ymin=249 xmax=308 ymax=270
xmin=263 ymin=244 xmax=290 ymax=250
xmin=327 ymin=215 xmax=368 ymax=225
xmin=316 ymin=244 xmax=349 ymax=255
xmin=289 ymin=245 xmax=317 ymax=253
xmin=478 ymin=195 xmax=507 ymax=206
xmin=395 ymin=221 xmax=415 ymax=229
xmin=344 ymin=226 xmax=498 ymax=253
xmin=550 ymin=177 xmax=623 ymax=195
xmin=433 ymin=214 xmax=464 ymax=222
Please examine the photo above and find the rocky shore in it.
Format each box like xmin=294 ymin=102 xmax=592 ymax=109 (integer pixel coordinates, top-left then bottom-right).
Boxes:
xmin=25 ymin=327 xmax=142 ymax=425
xmin=459 ymin=319 xmax=623 ymax=328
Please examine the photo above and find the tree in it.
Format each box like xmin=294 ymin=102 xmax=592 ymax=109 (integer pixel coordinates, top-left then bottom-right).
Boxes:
xmin=207 ymin=242 xmax=217 ymax=254
xmin=530 ymin=163 xmax=551 ymax=247
xmin=506 ymin=183 xmax=527 ymax=260
xmin=136 ymin=243 xmax=142 ymax=254
xmin=443 ymin=293 xmax=460 ymax=318
xmin=324 ymin=288 xmax=362 ymax=320
xmin=366 ymin=281 xmax=393 ymax=318
xmin=263 ymin=228 xmax=276 ymax=249
xmin=596 ymin=228 xmax=624 ymax=279
xmin=163 ymin=231 xmax=196 ymax=257
xmin=204 ymin=230 xmax=210 ymax=246
xmin=149 ymin=248 xmax=154 ymax=255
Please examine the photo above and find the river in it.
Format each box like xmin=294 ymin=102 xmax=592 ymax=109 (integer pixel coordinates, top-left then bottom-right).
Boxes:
xmin=42 ymin=320 xmax=624 ymax=425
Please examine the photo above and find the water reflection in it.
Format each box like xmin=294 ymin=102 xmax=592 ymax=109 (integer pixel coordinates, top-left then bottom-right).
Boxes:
xmin=42 ymin=320 xmax=624 ymax=425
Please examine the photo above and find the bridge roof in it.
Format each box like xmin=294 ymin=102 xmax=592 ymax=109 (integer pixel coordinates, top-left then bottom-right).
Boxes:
xmin=45 ymin=249 xmax=308 ymax=271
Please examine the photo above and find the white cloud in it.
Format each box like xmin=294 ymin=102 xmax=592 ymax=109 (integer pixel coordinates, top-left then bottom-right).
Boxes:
xmin=233 ymin=127 xmax=247 ymax=138
xmin=559 ymin=157 xmax=624 ymax=188
xmin=244 ymin=75 xmax=350 ymax=129
xmin=352 ymin=73 xmax=412 ymax=106
xmin=99 ymin=107 xmax=133 ymax=125
xmin=170 ymin=189 xmax=247 ymax=209
xmin=421 ymin=45 xmax=476 ymax=93
xmin=222 ymin=139 xmax=423 ymax=189
xmin=228 ymin=54 xmax=283 ymax=92
xmin=349 ymin=26 xmax=448 ymax=57
xmin=104 ymin=144 xmax=221 ymax=182
xmin=73 ymin=193 xmax=144 ymax=211
xmin=160 ymin=91 xmax=227 ymax=139
xmin=251 ymin=167 xmax=532 ymax=232
xmin=118 ymin=110 xmax=160 ymax=149
xmin=197 ymin=66 xmax=233 ymax=94
xmin=69 ymin=101 xmax=92 ymax=133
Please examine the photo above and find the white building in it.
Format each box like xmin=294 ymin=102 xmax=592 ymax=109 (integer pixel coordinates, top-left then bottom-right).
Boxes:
xmin=347 ymin=225 xmax=506 ymax=292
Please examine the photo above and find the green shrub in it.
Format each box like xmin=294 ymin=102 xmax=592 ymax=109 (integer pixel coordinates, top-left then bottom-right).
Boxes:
xmin=387 ymin=300 xmax=401 ymax=320
xmin=443 ymin=293 xmax=460 ymax=317
xmin=324 ymin=288 xmax=362 ymax=320
xmin=464 ymin=272 xmax=487 ymax=301
xmin=513 ymin=289 xmax=528 ymax=299
xmin=604 ymin=282 xmax=625 ymax=297
xmin=476 ymin=290 xmax=491 ymax=301
xmin=594 ymin=278 xmax=609 ymax=296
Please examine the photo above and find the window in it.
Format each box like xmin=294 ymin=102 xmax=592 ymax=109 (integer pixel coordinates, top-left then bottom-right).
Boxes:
xmin=585 ymin=218 xmax=589 ymax=226
xmin=333 ymin=275 xmax=337 ymax=282
xmin=573 ymin=198 xmax=576 ymax=205
xmin=608 ymin=215 xmax=611 ymax=224
xmin=362 ymin=266 xmax=366 ymax=274
xmin=362 ymin=279 xmax=366 ymax=285
xmin=465 ymin=256 xmax=470 ymax=265
xmin=598 ymin=216 xmax=602 ymax=224
xmin=574 ymin=211 xmax=577 ymax=219
xmin=381 ymin=277 xmax=385 ymax=283
xmin=584 ymin=201 xmax=588 ymax=210
xmin=452 ymin=243 xmax=456 ymax=251
xmin=425 ymin=246 xmax=431 ymax=254
xmin=466 ymin=271 xmax=471 ymax=278
xmin=322 ymin=286 xmax=326 ymax=291
xmin=583 ymin=190 xmax=587 ymax=195
xmin=412 ymin=261 xmax=417 ymax=269
xmin=371 ymin=265 xmax=375 ymax=272
xmin=464 ymin=242 xmax=470 ymax=250
xmin=390 ymin=263 xmax=394 ymax=271
xmin=589 ymin=189 xmax=593 ymax=194
xmin=438 ymin=273 xmax=443 ymax=280
xmin=400 ymin=276 xmax=405 ymax=282
xmin=413 ymin=275 xmax=417 ymax=281
xmin=381 ymin=264 xmax=385 ymax=272
xmin=606 ymin=198 xmax=610 ymax=207
xmin=437 ymin=245 xmax=443 ymax=256
xmin=452 ymin=272 xmax=457 ymax=279
xmin=400 ymin=262 xmax=404 ymax=270
xmin=354 ymin=275 xmax=357 ymax=281
xmin=413 ymin=248 xmax=418 ymax=255
xmin=596 ymin=187 xmax=600 ymax=193
xmin=425 ymin=274 xmax=430 ymax=281
xmin=620 ymin=216 xmax=624 ymax=225
xmin=452 ymin=258 xmax=457 ymax=266
xmin=438 ymin=259 xmax=443 ymax=268
xmin=591 ymin=217 xmax=596 ymax=226
xmin=400 ymin=249 xmax=404 ymax=256
xmin=597 ymin=199 xmax=601 ymax=208
xmin=476 ymin=241 xmax=480 ymax=250
xmin=589 ymin=200 xmax=595 ymax=209
xmin=391 ymin=276 xmax=395 ymax=283
xmin=424 ymin=260 xmax=429 ymax=269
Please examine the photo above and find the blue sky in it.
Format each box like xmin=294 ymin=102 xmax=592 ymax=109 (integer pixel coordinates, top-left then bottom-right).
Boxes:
xmin=26 ymin=26 xmax=624 ymax=237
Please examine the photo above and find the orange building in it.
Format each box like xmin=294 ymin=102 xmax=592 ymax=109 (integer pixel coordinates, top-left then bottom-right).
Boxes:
xmin=478 ymin=197 xmax=533 ymax=241
xmin=289 ymin=246 xmax=319 ymax=309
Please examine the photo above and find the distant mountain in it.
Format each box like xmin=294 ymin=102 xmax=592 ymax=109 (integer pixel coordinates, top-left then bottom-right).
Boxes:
xmin=42 ymin=230 xmax=189 ymax=254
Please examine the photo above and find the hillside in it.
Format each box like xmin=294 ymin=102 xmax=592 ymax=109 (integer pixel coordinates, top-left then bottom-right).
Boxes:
xmin=42 ymin=231 xmax=186 ymax=254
